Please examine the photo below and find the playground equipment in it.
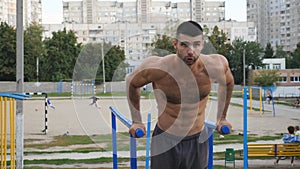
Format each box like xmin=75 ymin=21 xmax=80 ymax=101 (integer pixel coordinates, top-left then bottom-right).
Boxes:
xmin=109 ymin=106 xmax=218 ymax=169
xmin=25 ymin=92 xmax=53 ymax=134
xmin=0 ymin=92 xmax=29 ymax=169
xmin=248 ymin=86 xmax=276 ymax=117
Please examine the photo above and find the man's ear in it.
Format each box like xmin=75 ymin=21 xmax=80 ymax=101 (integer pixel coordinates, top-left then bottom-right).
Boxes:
xmin=173 ymin=39 xmax=177 ymax=49
xmin=200 ymin=39 xmax=204 ymax=51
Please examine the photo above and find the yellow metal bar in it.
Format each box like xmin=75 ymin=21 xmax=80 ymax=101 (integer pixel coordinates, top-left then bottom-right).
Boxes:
xmin=10 ymin=98 xmax=16 ymax=168
xmin=250 ymin=88 xmax=253 ymax=113
xmin=259 ymin=87 xmax=262 ymax=117
xmin=3 ymin=97 xmax=7 ymax=169
xmin=0 ymin=96 xmax=3 ymax=169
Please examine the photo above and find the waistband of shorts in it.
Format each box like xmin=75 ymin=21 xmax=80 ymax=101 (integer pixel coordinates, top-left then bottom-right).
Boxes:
xmin=154 ymin=125 xmax=201 ymax=141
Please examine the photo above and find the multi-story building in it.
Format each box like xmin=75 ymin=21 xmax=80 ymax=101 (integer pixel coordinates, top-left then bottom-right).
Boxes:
xmin=0 ymin=0 xmax=16 ymax=25
xmin=42 ymin=20 xmax=257 ymax=61
xmin=0 ymin=0 xmax=42 ymax=26
xmin=202 ymin=1 xmax=225 ymax=22
xmin=43 ymin=22 xmax=165 ymax=60
xmin=203 ymin=20 xmax=256 ymax=43
xmin=24 ymin=0 xmax=42 ymax=26
xmin=247 ymin=0 xmax=300 ymax=51
xmin=59 ymin=0 xmax=229 ymax=61
xmin=63 ymin=0 xmax=225 ymax=24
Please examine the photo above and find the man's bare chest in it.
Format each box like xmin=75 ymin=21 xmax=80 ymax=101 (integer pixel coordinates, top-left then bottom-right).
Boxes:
xmin=154 ymin=73 xmax=211 ymax=103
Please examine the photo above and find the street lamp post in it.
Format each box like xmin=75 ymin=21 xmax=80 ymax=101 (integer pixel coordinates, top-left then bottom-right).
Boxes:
xmin=190 ymin=0 xmax=192 ymax=20
xmin=102 ymin=40 xmax=106 ymax=93
xmin=243 ymin=47 xmax=246 ymax=87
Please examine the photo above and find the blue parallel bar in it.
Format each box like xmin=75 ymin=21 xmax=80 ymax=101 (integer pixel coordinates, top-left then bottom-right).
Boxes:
xmin=130 ymin=136 xmax=137 ymax=169
xmin=208 ymin=133 xmax=214 ymax=169
xmin=145 ymin=113 xmax=151 ymax=169
xmin=111 ymin=113 xmax=118 ymax=169
xmin=110 ymin=106 xmax=216 ymax=169
xmin=110 ymin=106 xmax=144 ymax=169
xmin=243 ymin=87 xmax=248 ymax=169
xmin=110 ymin=106 xmax=132 ymax=128
xmin=205 ymin=121 xmax=216 ymax=169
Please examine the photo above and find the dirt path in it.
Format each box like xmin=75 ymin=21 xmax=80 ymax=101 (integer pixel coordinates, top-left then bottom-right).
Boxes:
xmin=24 ymin=97 xmax=299 ymax=139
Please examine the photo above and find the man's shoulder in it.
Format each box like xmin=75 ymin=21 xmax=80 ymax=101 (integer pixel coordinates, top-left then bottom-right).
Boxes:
xmin=142 ymin=55 xmax=175 ymax=65
xmin=204 ymin=53 xmax=227 ymax=61
xmin=200 ymin=54 xmax=229 ymax=68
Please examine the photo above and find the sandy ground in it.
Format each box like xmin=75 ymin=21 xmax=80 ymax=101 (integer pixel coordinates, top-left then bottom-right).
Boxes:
xmin=24 ymin=97 xmax=300 ymax=139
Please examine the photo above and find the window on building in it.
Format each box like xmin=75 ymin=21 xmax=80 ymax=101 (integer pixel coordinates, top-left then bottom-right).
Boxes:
xmin=290 ymin=76 xmax=300 ymax=82
xmin=264 ymin=64 xmax=270 ymax=70
xmin=273 ymin=64 xmax=281 ymax=70
xmin=281 ymin=76 xmax=287 ymax=82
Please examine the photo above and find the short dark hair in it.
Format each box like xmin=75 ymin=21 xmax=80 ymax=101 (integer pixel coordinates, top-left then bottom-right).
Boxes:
xmin=176 ymin=20 xmax=203 ymax=39
xmin=287 ymin=126 xmax=295 ymax=134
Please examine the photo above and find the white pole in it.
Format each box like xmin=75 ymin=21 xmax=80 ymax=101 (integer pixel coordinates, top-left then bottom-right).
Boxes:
xmin=102 ymin=40 xmax=106 ymax=93
xmin=36 ymin=57 xmax=39 ymax=83
xmin=190 ymin=0 xmax=192 ymax=20
xmin=243 ymin=48 xmax=246 ymax=87
xmin=16 ymin=0 xmax=24 ymax=168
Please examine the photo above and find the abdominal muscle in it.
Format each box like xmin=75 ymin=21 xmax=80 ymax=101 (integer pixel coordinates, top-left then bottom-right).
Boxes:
xmin=157 ymin=97 xmax=208 ymax=136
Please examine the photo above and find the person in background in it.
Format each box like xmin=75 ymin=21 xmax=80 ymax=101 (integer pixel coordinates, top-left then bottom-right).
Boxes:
xmin=294 ymin=98 xmax=300 ymax=108
xmin=266 ymin=89 xmax=272 ymax=104
xmin=275 ymin=126 xmax=300 ymax=166
xmin=295 ymin=125 xmax=300 ymax=137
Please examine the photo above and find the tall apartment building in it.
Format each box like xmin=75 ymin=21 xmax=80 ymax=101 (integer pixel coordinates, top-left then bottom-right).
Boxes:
xmin=204 ymin=20 xmax=257 ymax=42
xmin=0 ymin=0 xmax=16 ymax=25
xmin=0 ymin=0 xmax=42 ymax=26
xmin=24 ymin=0 xmax=42 ymax=26
xmin=247 ymin=0 xmax=300 ymax=51
xmin=201 ymin=0 xmax=225 ymax=22
xmin=63 ymin=0 xmax=225 ymax=24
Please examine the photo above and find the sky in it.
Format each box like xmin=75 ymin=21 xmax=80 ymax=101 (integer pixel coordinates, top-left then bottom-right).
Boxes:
xmin=42 ymin=0 xmax=246 ymax=24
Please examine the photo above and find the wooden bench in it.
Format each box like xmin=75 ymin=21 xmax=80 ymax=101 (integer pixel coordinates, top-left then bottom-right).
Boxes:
xmin=248 ymin=143 xmax=300 ymax=166
xmin=294 ymin=104 xmax=300 ymax=108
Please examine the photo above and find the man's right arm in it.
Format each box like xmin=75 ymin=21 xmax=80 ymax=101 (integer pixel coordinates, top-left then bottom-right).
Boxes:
xmin=126 ymin=56 xmax=160 ymax=137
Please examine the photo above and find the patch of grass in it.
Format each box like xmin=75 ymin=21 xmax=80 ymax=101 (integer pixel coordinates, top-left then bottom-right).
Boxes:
xmin=213 ymin=132 xmax=281 ymax=145
xmin=25 ymin=131 xmax=282 ymax=151
xmin=25 ymin=133 xmax=147 ymax=151
xmin=25 ymin=135 xmax=94 ymax=149
xmin=24 ymin=157 xmax=117 ymax=165
xmin=24 ymin=149 xmax=104 ymax=155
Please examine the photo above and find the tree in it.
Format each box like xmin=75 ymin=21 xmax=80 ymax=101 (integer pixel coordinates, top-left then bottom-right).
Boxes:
xmin=151 ymin=34 xmax=175 ymax=56
xmin=207 ymin=26 xmax=229 ymax=54
xmin=286 ymin=42 xmax=300 ymax=69
xmin=24 ymin=22 xmax=45 ymax=81
xmin=229 ymin=39 xmax=263 ymax=85
xmin=263 ymin=42 xmax=274 ymax=58
xmin=74 ymin=42 xmax=127 ymax=82
xmin=73 ymin=43 xmax=103 ymax=81
xmin=41 ymin=28 xmax=82 ymax=81
xmin=0 ymin=22 xmax=16 ymax=81
xmin=253 ymin=70 xmax=280 ymax=87
xmin=274 ymin=44 xmax=288 ymax=58
xmin=203 ymin=26 xmax=233 ymax=60
xmin=104 ymin=45 xmax=127 ymax=81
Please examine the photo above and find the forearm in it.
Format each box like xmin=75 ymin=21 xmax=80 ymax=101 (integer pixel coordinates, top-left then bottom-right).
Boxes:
xmin=217 ymin=81 xmax=233 ymax=122
xmin=127 ymin=84 xmax=142 ymax=123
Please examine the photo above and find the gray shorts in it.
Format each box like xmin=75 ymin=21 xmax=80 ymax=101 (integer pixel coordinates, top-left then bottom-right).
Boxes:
xmin=151 ymin=125 xmax=208 ymax=169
